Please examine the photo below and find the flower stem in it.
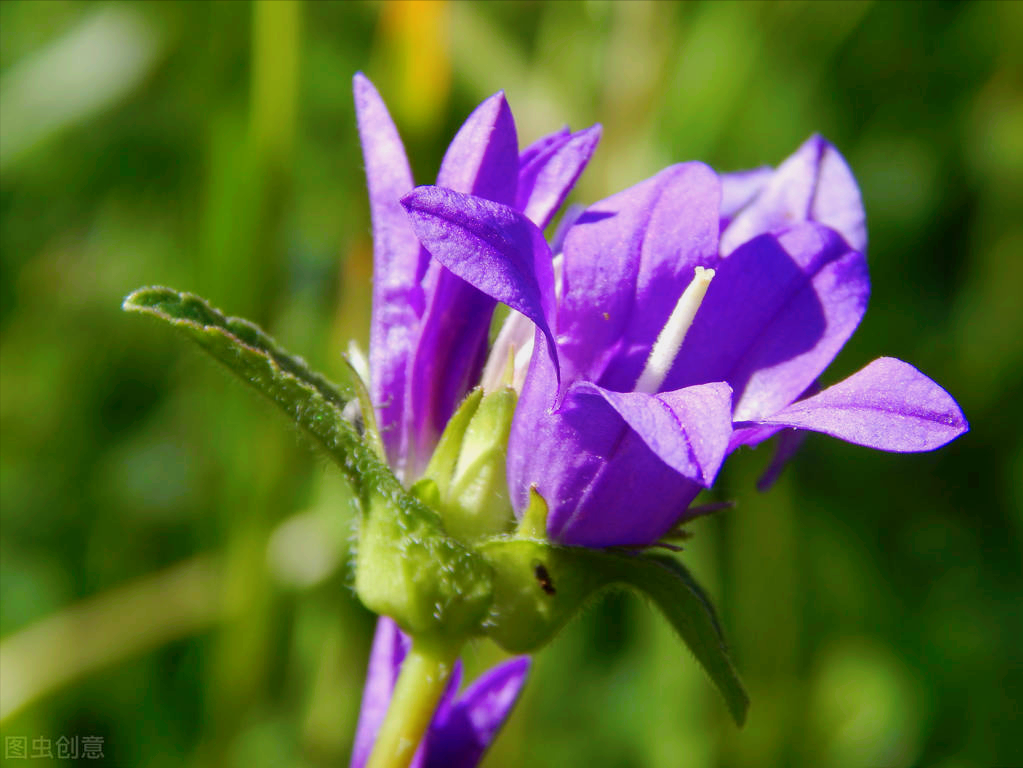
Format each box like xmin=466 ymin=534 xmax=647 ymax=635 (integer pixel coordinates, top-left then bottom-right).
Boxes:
xmin=365 ymin=634 xmax=461 ymax=768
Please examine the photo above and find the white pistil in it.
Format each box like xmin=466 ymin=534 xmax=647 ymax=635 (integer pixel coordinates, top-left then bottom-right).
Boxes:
xmin=633 ymin=266 xmax=715 ymax=394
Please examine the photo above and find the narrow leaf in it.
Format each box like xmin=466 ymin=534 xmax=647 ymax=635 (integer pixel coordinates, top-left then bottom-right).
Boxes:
xmin=605 ymin=552 xmax=748 ymax=726
xmin=122 ymin=286 xmax=387 ymax=493
xmin=124 ymin=287 xmax=495 ymax=637
xmin=479 ymin=538 xmax=748 ymax=726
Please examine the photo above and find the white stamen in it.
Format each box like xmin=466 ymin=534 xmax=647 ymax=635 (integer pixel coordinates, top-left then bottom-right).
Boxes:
xmin=633 ymin=266 xmax=715 ymax=394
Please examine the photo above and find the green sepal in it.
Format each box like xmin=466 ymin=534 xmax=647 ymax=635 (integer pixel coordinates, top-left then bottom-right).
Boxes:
xmin=476 ymin=537 xmax=606 ymax=650
xmin=478 ymin=536 xmax=749 ymax=726
xmin=423 ymin=388 xmax=484 ymax=499
xmin=342 ymin=353 xmax=386 ymax=462
xmin=123 ymin=287 xmax=494 ymax=637
xmin=516 ymin=486 xmax=550 ymax=540
xmin=409 ymin=477 xmax=441 ymax=509
xmin=422 ymin=386 xmax=518 ymax=543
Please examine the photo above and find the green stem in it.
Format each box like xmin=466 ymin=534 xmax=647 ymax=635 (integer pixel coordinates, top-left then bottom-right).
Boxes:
xmin=365 ymin=635 xmax=462 ymax=768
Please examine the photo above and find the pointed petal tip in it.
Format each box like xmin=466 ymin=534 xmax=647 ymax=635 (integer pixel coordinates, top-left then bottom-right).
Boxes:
xmin=479 ymin=89 xmax=510 ymax=111
xmin=877 ymin=356 xmax=970 ymax=444
xmin=500 ymin=655 xmax=531 ymax=680
xmin=458 ymin=654 xmax=531 ymax=719
xmin=399 ymin=184 xmax=435 ymax=211
xmin=753 ymin=356 xmax=968 ymax=453
xmin=571 ymin=123 xmax=603 ymax=152
xmin=798 ymin=133 xmax=834 ymax=158
xmin=352 ymin=71 xmax=375 ymax=96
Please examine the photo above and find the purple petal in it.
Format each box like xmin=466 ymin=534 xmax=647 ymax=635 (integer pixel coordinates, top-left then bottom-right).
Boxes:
xmin=549 ymin=203 xmax=585 ymax=255
xmin=402 ymin=187 xmax=559 ymax=383
xmin=558 ymin=163 xmax=721 ymax=390
xmin=516 ymin=125 xmax=602 ymax=230
xmin=353 ymin=73 xmax=427 ymax=465
xmin=720 ymin=134 xmax=867 ymax=256
xmin=719 ymin=166 xmax=773 ymax=225
xmin=435 ymin=91 xmax=519 ymax=208
xmin=350 ymin=617 xmax=410 ymax=768
xmin=402 ymin=286 xmax=496 ymax=478
xmin=423 ymin=657 xmax=530 ymax=768
xmin=399 ymin=93 xmax=521 ymax=474
xmin=727 ymin=423 xmax=783 ymax=453
xmin=519 ymin=126 xmax=570 ymax=167
xmin=550 ymin=423 xmax=705 ymax=548
xmin=726 ymin=380 xmax=820 ymax=452
xmin=507 ymin=353 xmax=724 ymax=547
xmin=667 ymin=223 xmax=870 ymax=422
xmin=572 ymin=382 xmax=733 ymax=488
xmin=745 ymin=357 xmax=968 ymax=452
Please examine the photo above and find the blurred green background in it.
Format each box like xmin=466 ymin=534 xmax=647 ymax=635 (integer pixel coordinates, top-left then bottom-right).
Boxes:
xmin=2 ymin=1 xmax=1021 ymax=766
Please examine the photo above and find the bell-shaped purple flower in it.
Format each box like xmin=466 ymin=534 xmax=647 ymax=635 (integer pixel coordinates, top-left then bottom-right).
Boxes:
xmin=350 ymin=618 xmax=529 ymax=768
xmin=354 ymin=73 xmax=600 ymax=480
xmin=400 ymin=134 xmax=967 ymax=549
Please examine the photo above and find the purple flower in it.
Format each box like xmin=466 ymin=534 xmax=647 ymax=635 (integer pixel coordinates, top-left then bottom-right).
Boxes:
xmin=400 ymin=136 xmax=968 ymax=549
xmin=354 ymin=75 xmax=565 ymax=763
xmin=350 ymin=618 xmax=529 ymax=768
xmin=354 ymin=73 xmax=599 ymax=481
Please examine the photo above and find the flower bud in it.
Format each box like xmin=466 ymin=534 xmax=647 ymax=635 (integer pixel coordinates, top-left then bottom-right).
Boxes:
xmin=419 ymin=386 xmax=518 ymax=543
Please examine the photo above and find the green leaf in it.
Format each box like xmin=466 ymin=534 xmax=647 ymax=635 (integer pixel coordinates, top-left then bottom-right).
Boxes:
xmin=123 ymin=286 xmax=494 ymax=637
xmin=600 ymin=551 xmax=749 ymax=726
xmin=123 ymin=286 xmax=381 ymax=491
xmin=479 ymin=537 xmax=749 ymax=726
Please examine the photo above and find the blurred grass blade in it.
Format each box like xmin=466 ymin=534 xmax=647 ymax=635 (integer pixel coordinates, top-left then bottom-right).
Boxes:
xmin=0 ymin=5 xmax=163 ymax=171
xmin=0 ymin=555 xmax=222 ymax=723
xmin=122 ymin=286 xmax=388 ymax=492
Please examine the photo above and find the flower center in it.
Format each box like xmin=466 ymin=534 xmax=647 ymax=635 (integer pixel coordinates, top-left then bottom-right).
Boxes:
xmin=633 ymin=266 xmax=715 ymax=394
